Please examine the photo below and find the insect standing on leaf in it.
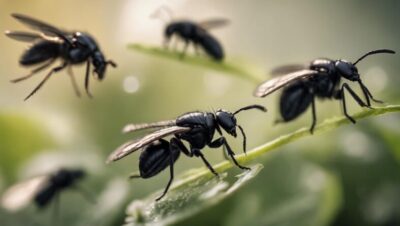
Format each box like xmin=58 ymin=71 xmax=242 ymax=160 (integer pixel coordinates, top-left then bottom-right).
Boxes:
xmin=152 ymin=6 xmax=229 ymax=61
xmin=1 ymin=168 xmax=94 ymax=213
xmin=106 ymin=105 xmax=267 ymax=201
xmin=254 ymin=49 xmax=395 ymax=133
xmin=5 ymin=13 xmax=117 ymax=100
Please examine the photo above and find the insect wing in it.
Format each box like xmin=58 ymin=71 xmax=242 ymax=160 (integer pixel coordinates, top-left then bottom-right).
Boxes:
xmin=198 ymin=18 xmax=230 ymax=30
xmin=1 ymin=175 xmax=49 ymax=212
xmin=11 ymin=13 xmax=69 ymax=38
xmin=5 ymin=30 xmax=44 ymax=42
xmin=122 ymin=120 xmax=176 ymax=133
xmin=254 ymin=69 xmax=318 ymax=97
xmin=107 ymin=126 xmax=191 ymax=163
xmin=270 ymin=64 xmax=307 ymax=76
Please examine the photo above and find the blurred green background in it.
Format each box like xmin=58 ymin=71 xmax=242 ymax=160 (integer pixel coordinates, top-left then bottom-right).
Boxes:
xmin=0 ymin=0 xmax=399 ymax=225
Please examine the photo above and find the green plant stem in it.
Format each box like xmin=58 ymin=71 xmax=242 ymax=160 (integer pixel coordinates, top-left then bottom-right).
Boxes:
xmin=172 ymin=105 xmax=400 ymax=189
xmin=128 ymin=44 xmax=264 ymax=83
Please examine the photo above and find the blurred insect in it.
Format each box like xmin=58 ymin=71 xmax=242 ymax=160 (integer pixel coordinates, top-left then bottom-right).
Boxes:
xmin=152 ymin=6 xmax=229 ymax=61
xmin=254 ymin=49 xmax=395 ymax=133
xmin=1 ymin=168 xmax=93 ymax=213
xmin=5 ymin=13 xmax=117 ymax=100
xmin=107 ymin=105 xmax=266 ymax=200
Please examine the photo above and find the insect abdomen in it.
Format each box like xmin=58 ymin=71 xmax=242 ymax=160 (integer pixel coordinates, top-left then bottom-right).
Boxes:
xmin=34 ymin=183 xmax=57 ymax=208
xmin=280 ymin=81 xmax=313 ymax=121
xmin=198 ymin=34 xmax=224 ymax=60
xmin=139 ymin=139 xmax=180 ymax=178
xmin=20 ymin=41 xmax=60 ymax=66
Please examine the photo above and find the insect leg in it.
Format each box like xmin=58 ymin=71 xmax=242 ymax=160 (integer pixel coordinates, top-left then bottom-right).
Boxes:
xmin=24 ymin=62 xmax=68 ymax=101
xmin=310 ymin=95 xmax=317 ymax=134
xmin=359 ymin=83 xmax=371 ymax=106
xmin=67 ymin=66 xmax=81 ymax=97
xmin=170 ymin=137 xmax=192 ymax=157
xmin=180 ymin=39 xmax=189 ymax=59
xmin=359 ymin=81 xmax=384 ymax=104
xmin=192 ymin=148 xmax=219 ymax=177
xmin=106 ymin=60 xmax=117 ymax=68
xmin=209 ymin=137 xmax=250 ymax=170
xmin=365 ymin=87 xmax=384 ymax=104
xmin=194 ymin=44 xmax=201 ymax=56
xmin=10 ymin=58 xmax=55 ymax=83
xmin=339 ymin=83 xmax=358 ymax=123
xmin=342 ymin=83 xmax=371 ymax=108
xmin=128 ymin=173 xmax=141 ymax=179
xmin=84 ymin=60 xmax=92 ymax=98
xmin=156 ymin=142 xmax=178 ymax=201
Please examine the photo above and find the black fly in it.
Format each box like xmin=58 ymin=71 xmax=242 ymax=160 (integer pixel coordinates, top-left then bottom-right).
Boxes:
xmin=5 ymin=13 xmax=117 ymax=100
xmin=1 ymin=168 xmax=93 ymax=213
xmin=106 ymin=105 xmax=266 ymax=200
xmin=254 ymin=49 xmax=395 ymax=133
xmin=153 ymin=6 xmax=228 ymax=61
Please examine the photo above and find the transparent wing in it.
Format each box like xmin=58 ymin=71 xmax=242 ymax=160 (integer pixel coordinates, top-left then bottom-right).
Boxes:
xmin=122 ymin=120 xmax=176 ymax=133
xmin=106 ymin=126 xmax=191 ymax=163
xmin=1 ymin=175 xmax=49 ymax=212
xmin=11 ymin=13 xmax=70 ymax=38
xmin=254 ymin=69 xmax=318 ymax=97
xmin=198 ymin=18 xmax=230 ymax=30
xmin=5 ymin=30 xmax=44 ymax=42
xmin=270 ymin=64 xmax=307 ymax=76
xmin=5 ymin=30 xmax=62 ymax=43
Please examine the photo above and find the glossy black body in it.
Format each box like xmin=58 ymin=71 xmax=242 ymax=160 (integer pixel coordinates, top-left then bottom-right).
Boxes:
xmin=35 ymin=169 xmax=84 ymax=208
xmin=278 ymin=50 xmax=395 ymax=133
xmin=22 ymin=32 xmax=109 ymax=76
xmin=6 ymin=14 xmax=116 ymax=100
xmin=139 ymin=139 xmax=180 ymax=179
xmin=280 ymin=58 xmax=342 ymax=122
xmin=126 ymin=105 xmax=266 ymax=200
xmin=165 ymin=21 xmax=224 ymax=60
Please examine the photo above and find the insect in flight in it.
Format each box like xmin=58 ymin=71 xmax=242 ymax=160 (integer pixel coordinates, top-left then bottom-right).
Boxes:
xmin=106 ymin=105 xmax=267 ymax=200
xmin=1 ymin=168 xmax=93 ymax=213
xmin=5 ymin=13 xmax=117 ymax=100
xmin=152 ymin=6 xmax=229 ymax=61
xmin=254 ymin=49 xmax=395 ymax=133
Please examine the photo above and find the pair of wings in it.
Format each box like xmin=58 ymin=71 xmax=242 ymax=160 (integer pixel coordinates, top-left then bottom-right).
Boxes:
xmin=254 ymin=63 xmax=319 ymax=97
xmin=5 ymin=13 xmax=71 ymax=44
xmin=1 ymin=175 xmax=50 ymax=212
xmin=106 ymin=120 xmax=191 ymax=163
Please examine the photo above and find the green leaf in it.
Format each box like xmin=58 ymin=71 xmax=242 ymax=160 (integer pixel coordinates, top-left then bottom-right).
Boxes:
xmin=128 ymin=44 xmax=264 ymax=83
xmin=125 ymin=164 xmax=263 ymax=226
xmin=123 ymin=105 xmax=400 ymax=225
xmin=0 ymin=112 xmax=56 ymax=181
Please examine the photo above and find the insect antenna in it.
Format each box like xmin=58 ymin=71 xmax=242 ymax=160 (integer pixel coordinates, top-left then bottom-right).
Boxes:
xmin=236 ymin=124 xmax=247 ymax=155
xmin=233 ymin=104 xmax=267 ymax=115
xmin=353 ymin=49 xmax=395 ymax=65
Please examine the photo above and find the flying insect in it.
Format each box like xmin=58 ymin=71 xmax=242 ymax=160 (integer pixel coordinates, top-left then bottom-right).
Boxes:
xmin=254 ymin=49 xmax=395 ymax=133
xmin=153 ymin=6 xmax=228 ymax=61
xmin=106 ymin=105 xmax=267 ymax=200
xmin=5 ymin=13 xmax=117 ymax=100
xmin=1 ymin=168 xmax=92 ymax=212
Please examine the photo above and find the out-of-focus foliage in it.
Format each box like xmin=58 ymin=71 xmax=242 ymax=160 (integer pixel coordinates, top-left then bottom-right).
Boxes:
xmin=0 ymin=112 xmax=55 ymax=181
xmin=129 ymin=44 xmax=264 ymax=83
xmin=125 ymin=164 xmax=263 ymax=226
xmin=0 ymin=1 xmax=400 ymax=226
